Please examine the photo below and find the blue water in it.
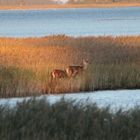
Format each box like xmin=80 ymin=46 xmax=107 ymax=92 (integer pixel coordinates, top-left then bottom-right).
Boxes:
xmin=0 ymin=7 xmax=140 ymax=37
xmin=0 ymin=90 xmax=140 ymax=110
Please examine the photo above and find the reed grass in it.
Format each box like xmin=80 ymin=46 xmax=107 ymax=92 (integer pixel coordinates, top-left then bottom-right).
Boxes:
xmin=0 ymin=35 xmax=140 ymax=97
xmin=0 ymin=98 xmax=140 ymax=140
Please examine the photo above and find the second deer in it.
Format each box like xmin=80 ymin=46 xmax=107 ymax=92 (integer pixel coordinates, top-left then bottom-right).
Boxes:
xmin=51 ymin=69 xmax=67 ymax=79
xmin=66 ymin=59 xmax=90 ymax=77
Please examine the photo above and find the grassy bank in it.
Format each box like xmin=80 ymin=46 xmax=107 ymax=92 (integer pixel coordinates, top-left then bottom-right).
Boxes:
xmin=0 ymin=35 xmax=140 ymax=97
xmin=0 ymin=98 xmax=140 ymax=140
xmin=0 ymin=2 xmax=140 ymax=10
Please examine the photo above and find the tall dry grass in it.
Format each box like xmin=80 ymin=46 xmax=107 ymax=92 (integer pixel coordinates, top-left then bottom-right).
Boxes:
xmin=0 ymin=35 xmax=140 ymax=97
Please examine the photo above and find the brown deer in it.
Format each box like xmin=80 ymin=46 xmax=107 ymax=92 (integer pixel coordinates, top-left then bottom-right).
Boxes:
xmin=66 ymin=59 xmax=89 ymax=77
xmin=51 ymin=69 xmax=67 ymax=79
xmin=46 ymin=69 xmax=68 ymax=94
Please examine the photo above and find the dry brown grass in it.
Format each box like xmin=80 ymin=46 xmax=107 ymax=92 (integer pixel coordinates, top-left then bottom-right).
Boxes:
xmin=0 ymin=35 xmax=140 ymax=97
xmin=0 ymin=2 xmax=140 ymax=10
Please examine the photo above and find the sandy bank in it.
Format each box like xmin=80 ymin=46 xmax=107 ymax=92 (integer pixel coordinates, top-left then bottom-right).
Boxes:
xmin=0 ymin=2 xmax=140 ymax=10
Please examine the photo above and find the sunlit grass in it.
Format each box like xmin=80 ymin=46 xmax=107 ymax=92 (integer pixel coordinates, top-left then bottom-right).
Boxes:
xmin=0 ymin=35 xmax=140 ymax=97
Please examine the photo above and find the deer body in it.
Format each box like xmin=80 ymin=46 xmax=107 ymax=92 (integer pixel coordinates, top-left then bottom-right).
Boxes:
xmin=51 ymin=69 xmax=67 ymax=79
xmin=66 ymin=66 xmax=83 ymax=77
xmin=66 ymin=59 xmax=89 ymax=77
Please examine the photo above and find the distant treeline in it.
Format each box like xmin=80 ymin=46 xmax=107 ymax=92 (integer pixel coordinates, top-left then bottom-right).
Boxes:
xmin=0 ymin=0 xmax=140 ymax=6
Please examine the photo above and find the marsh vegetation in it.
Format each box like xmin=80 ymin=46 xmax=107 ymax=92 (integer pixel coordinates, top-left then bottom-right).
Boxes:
xmin=0 ymin=35 xmax=140 ymax=97
xmin=0 ymin=98 xmax=140 ymax=140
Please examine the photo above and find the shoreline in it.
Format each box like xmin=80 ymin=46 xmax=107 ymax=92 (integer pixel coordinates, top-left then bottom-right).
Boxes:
xmin=0 ymin=2 xmax=140 ymax=10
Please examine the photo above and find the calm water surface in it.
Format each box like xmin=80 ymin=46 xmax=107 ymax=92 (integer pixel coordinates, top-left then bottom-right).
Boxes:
xmin=0 ymin=90 xmax=140 ymax=110
xmin=0 ymin=7 xmax=140 ymax=37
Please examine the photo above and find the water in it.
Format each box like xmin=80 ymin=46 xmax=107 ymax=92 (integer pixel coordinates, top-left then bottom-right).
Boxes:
xmin=47 ymin=90 xmax=140 ymax=110
xmin=0 ymin=90 xmax=140 ymax=110
xmin=0 ymin=7 xmax=140 ymax=37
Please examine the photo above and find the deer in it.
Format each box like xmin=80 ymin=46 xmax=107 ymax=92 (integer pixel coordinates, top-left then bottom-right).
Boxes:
xmin=50 ymin=69 xmax=67 ymax=79
xmin=45 ymin=69 xmax=68 ymax=94
xmin=66 ymin=59 xmax=90 ymax=77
